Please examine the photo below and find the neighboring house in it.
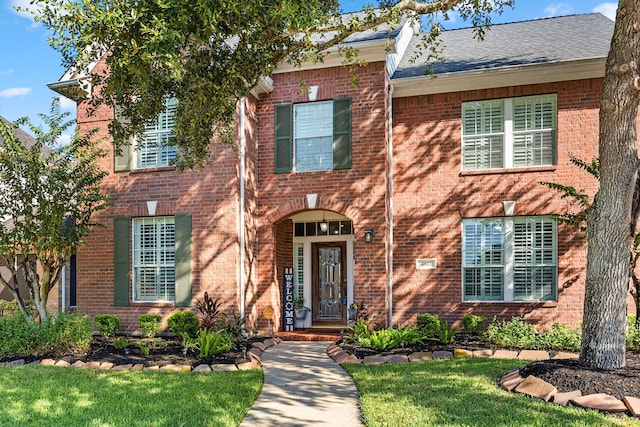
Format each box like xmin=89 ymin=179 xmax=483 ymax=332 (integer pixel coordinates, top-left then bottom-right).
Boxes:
xmin=49 ymin=13 xmax=618 ymax=332
xmin=0 ymin=117 xmax=77 ymax=313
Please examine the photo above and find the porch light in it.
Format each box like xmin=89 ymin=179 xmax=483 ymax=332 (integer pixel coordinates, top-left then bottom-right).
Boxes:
xmin=319 ymin=211 xmax=329 ymax=232
xmin=364 ymin=229 xmax=374 ymax=243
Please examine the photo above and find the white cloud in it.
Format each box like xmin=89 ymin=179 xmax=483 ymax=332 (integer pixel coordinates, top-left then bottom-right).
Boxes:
xmin=544 ymin=3 xmax=574 ymax=17
xmin=0 ymin=69 xmax=14 ymax=76
xmin=56 ymin=133 xmax=73 ymax=147
xmin=593 ymin=2 xmax=618 ymax=21
xmin=58 ymin=97 xmax=76 ymax=110
xmin=0 ymin=87 xmax=31 ymax=98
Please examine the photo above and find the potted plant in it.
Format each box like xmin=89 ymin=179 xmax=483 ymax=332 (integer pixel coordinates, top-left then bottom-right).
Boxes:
xmin=293 ymin=297 xmax=310 ymax=320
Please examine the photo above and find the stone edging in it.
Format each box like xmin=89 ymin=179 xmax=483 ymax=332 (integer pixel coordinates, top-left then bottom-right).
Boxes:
xmin=0 ymin=337 xmax=282 ymax=373
xmin=327 ymin=344 xmax=640 ymax=418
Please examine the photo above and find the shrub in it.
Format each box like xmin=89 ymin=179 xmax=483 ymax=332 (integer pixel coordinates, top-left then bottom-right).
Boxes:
xmin=138 ymin=314 xmax=162 ymax=338
xmin=50 ymin=311 xmax=93 ymax=354
xmin=113 ymin=337 xmax=129 ymax=350
xmin=428 ymin=320 xmax=458 ymax=344
xmin=344 ymin=318 xmax=371 ymax=344
xmin=538 ymin=323 xmax=581 ymax=351
xmin=0 ymin=312 xmax=40 ymax=356
xmin=94 ymin=314 xmax=120 ymax=338
xmin=483 ymin=317 xmax=537 ymax=349
xmin=167 ymin=311 xmax=199 ymax=339
xmin=194 ymin=292 xmax=223 ymax=331
xmin=394 ymin=326 xmax=424 ymax=347
xmin=198 ymin=329 xmax=233 ymax=358
xmin=368 ymin=329 xmax=396 ymax=351
xmin=416 ymin=313 xmax=441 ymax=337
xmin=627 ymin=315 xmax=640 ymax=351
xmin=462 ymin=315 xmax=487 ymax=334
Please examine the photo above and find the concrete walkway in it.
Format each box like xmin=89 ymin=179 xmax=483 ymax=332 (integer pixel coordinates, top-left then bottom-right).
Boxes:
xmin=240 ymin=341 xmax=362 ymax=427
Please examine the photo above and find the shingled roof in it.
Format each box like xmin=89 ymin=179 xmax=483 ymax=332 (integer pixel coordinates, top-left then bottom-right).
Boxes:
xmin=0 ymin=117 xmax=38 ymax=149
xmin=393 ymin=13 xmax=614 ymax=79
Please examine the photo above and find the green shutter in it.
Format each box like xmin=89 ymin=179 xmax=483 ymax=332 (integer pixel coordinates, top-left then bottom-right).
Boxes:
xmin=114 ymin=105 xmax=132 ymax=172
xmin=174 ymin=214 xmax=192 ymax=307
xmin=333 ymin=98 xmax=352 ymax=169
xmin=113 ymin=216 xmax=130 ymax=306
xmin=274 ymin=103 xmax=293 ymax=173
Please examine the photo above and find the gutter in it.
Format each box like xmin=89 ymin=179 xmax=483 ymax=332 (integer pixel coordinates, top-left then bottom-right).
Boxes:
xmin=239 ymin=98 xmax=246 ymax=319
xmin=387 ymin=83 xmax=394 ymax=328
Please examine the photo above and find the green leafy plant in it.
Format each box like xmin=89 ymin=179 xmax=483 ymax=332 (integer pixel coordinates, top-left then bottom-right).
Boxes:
xmin=197 ymin=329 xmax=233 ymax=358
xmin=462 ymin=314 xmax=487 ymax=334
xmin=483 ymin=316 xmax=538 ymax=349
xmin=344 ymin=318 xmax=371 ymax=344
xmin=94 ymin=314 xmax=120 ymax=338
xmin=538 ymin=323 xmax=582 ymax=351
xmin=393 ymin=326 xmax=424 ymax=347
xmin=218 ymin=310 xmax=246 ymax=346
xmin=368 ymin=329 xmax=396 ymax=351
xmin=137 ymin=314 xmax=162 ymax=338
xmin=194 ymin=292 xmax=223 ymax=331
xmin=416 ymin=313 xmax=441 ymax=337
xmin=139 ymin=342 xmax=150 ymax=355
xmin=429 ymin=320 xmax=458 ymax=344
xmin=113 ymin=337 xmax=129 ymax=350
xmin=167 ymin=310 xmax=199 ymax=338
xmin=627 ymin=315 xmax=640 ymax=351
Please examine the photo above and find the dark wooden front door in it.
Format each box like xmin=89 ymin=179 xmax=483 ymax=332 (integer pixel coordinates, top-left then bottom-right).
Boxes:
xmin=312 ymin=242 xmax=347 ymax=324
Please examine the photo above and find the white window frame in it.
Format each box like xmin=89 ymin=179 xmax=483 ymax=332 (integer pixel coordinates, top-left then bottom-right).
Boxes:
xmin=293 ymin=101 xmax=334 ymax=172
xmin=132 ymin=216 xmax=175 ymax=302
xmin=462 ymin=94 xmax=557 ymax=171
xmin=462 ymin=216 xmax=557 ymax=302
xmin=134 ymin=98 xmax=177 ymax=169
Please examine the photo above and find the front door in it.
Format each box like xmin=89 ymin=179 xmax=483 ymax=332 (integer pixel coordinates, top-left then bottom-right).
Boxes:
xmin=312 ymin=242 xmax=347 ymax=324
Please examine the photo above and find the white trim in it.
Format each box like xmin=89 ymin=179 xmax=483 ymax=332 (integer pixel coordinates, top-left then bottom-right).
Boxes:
xmin=392 ymin=58 xmax=606 ymax=98
xmin=387 ymin=83 xmax=394 ymax=327
xmin=239 ymin=97 xmax=246 ymax=319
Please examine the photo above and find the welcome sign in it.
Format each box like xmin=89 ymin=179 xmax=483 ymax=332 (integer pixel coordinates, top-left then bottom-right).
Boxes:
xmin=283 ymin=267 xmax=294 ymax=332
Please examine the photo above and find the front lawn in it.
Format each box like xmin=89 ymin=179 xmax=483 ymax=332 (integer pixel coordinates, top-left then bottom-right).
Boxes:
xmin=0 ymin=366 xmax=262 ymax=427
xmin=344 ymin=358 xmax=640 ymax=427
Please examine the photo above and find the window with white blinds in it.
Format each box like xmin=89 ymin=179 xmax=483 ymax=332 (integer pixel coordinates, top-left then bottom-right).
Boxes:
xmin=462 ymin=216 xmax=557 ymax=302
xmin=294 ymin=101 xmax=334 ymax=172
xmin=136 ymin=98 xmax=177 ymax=169
xmin=133 ymin=216 xmax=175 ymax=302
xmin=462 ymin=95 xmax=556 ymax=171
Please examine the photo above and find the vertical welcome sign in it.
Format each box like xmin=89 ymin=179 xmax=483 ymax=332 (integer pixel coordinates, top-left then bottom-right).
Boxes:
xmin=283 ymin=267 xmax=294 ymax=332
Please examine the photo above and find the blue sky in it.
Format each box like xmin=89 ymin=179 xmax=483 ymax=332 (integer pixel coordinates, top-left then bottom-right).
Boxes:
xmin=1 ymin=0 xmax=618 ymax=143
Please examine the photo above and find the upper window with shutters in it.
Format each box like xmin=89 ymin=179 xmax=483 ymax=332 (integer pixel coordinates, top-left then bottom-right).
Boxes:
xmin=461 ymin=94 xmax=557 ymax=171
xmin=114 ymin=98 xmax=177 ymax=172
xmin=274 ymin=99 xmax=352 ymax=173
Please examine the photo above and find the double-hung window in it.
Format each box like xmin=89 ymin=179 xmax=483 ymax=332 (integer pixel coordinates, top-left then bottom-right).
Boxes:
xmin=132 ymin=216 xmax=175 ymax=302
xmin=462 ymin=94 xmax=557 ymax=170
xmin=137 ymin=98 xmax=177 ymax=169
xmin=274 ymin=98 xmax=351 ymax=173
xmin=462 ymin=216 xmax=557 ymax=302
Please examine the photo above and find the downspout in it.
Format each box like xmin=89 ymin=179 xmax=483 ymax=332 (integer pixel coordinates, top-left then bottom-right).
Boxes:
xmin=239 ymin=97 xmax=246 ymax=319
xmin=61 ymin=260 xmax=66 ymax=312
xmin=387 ymin=84 xmax=394 ymax=328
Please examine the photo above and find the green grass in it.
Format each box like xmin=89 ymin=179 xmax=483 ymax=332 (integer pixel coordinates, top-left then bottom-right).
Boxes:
xmin=0 ymin=365 xmax=262 ymax=427
xmin=344 ymin=358 xmax=640 ymax=427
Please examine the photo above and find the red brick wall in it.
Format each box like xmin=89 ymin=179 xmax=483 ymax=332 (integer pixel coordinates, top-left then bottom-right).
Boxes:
xmin=391 ymin=79 xmax=604 ymax=329
xmin=254 ymin=62 xmax=390 ymax=328
xmin=75 ymin=59 xmax=242 ymax=331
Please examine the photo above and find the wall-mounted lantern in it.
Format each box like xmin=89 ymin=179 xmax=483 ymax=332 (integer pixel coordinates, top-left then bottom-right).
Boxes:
xmin=364 ymin=229 xmax=374 ymax=243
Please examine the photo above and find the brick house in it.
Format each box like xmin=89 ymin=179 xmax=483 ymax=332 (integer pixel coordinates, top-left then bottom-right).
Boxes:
xmin=49 ymin=13 xmax=618 ymax=333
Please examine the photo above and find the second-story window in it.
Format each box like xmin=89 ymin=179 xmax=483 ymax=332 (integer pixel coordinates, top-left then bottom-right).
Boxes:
xmin=136 ymin=98 xmax=177 ymax=169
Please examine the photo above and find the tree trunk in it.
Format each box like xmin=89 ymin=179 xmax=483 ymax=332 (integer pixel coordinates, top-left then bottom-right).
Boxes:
xmin=581 ymin=1 xmax=640 ymax=370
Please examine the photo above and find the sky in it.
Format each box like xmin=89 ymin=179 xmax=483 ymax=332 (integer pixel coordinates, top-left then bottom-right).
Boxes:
xmin=0 ymin=0 xmax=619 ymax=143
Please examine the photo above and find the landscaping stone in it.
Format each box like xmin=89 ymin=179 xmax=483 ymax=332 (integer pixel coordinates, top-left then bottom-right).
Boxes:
xmin=252 ymin=342 xmax=267 ymax=351
xmin=0 ymin=362 xmax=5 ymax=367
xmin=386 ymin=354 xmax=409 ymax=363
xmin=28 ymin=360 xmax=40 ymax=365
xmin=492 ymin=349 xmax=519 ymax=359
xmin=432 ymin=350 xmax=453 ymax=359
xmin=83 ymin=361 xmax=101 ymax=369
xmin=193 ymin=364 xmax=212 ymax=372
xmin=131 ymin=364 xmax=144 ymax=371
xmin=514 ymin=375 xmax=557 ymax=401
xmin=54 ymin=360 xmax=70 ymax=367
xmin=363 ymin=355 xmax=387 ymax=365
xmin=99 ymin=362 xmax=114 ymax=370
xmin=551 ymin=352 xmax=579 ymax=360
xmin=236 ymin=360 xmax=260 ymax=370
xmin=7 ymin=359 xmax=25 ymax=366
xmin=517 ymin=350 xmax=550 ymax=361
xmin=160 ymin=364 xmax=181 ymax=372
xmin=249 ymin=351 xmax=263 ymax=366
xmin=144 ymin=365 xmax=159 ymax=370
xmin=338 ymin=355 xmax=362 ymax=364
xmin=623 ymin=396 xmax=640 ymax=417
xmin=40 ymin=358 xmax=56 ymax=366
xmin=249 ymin=347 xmax=262 ymax=357
xmin=71 ymin=361 xmax=86 ymax=368
xmin=263 ymin=338 xmax=277 ymax=348
xmin=571 ymin=394 xmax=628 ymax=412
xmin=327 ymin=346 xmax=343 ymax=357
xmin=408 ymin=351 xmax=432 ymax=362
xmin=334 ymin=351 xmax=354 ymax=364
xmin=500 ymin=369 xmax=525 ymax=391
xmin=553 ymin=390 xmax=582 ymax=406
xmin=472 ymin=349 xmax=493 ymax=358
xmin=112 ymin=364 xmax=133 ymax=371
xmin=454 ymin=349 xmax=473 ymax=358
xmin=179 ymin=364 xmax=191 ymax=372
xmin=212 ymin=363 xmax=238 ymax=371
